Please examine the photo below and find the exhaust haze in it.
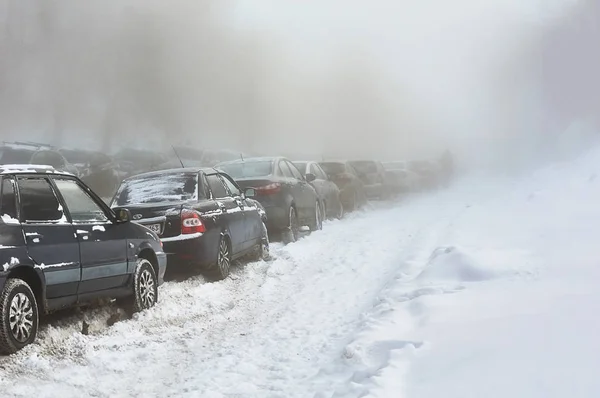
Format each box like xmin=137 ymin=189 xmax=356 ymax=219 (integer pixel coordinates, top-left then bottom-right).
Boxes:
xmin=0 ymin=0 xmax=594 ymax=168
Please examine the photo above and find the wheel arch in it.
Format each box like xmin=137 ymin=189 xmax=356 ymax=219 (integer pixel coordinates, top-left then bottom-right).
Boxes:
xmin=137 ymin=248 xmax=159 ymax=279
xmin=7 ymin=266 xmax=45 ymax=314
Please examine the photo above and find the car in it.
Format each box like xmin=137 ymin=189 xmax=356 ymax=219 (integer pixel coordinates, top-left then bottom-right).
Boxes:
xmin=110 ymin=167 xmax=269 ymax=280
xmin=0 ymin=164 xmax=166 ymax=354
xmin=293 ymin=161 xmax=344 ymax=220
xmin=216 ymin=157 xmax=320 ymax=243
xmin=112 ymin=148 xmax=169 ymax=180
xmin=318 ymin=161 xmax=368 ymax=213
xmin=408 ymin=160 xmax=441 ymax=189
xmin=382 ymin=161 xmax=420 ymax=193
xmin=58 ymin=148 xmax=121 ymax=199
xmin=347 ymin=160 xmax=391 ymax=199
xmin=0 ymin=141 xmax=79 ymax=176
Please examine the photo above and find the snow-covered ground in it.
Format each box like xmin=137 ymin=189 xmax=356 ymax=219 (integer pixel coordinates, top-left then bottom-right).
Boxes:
xmin=1 ymin=148 xmax=599 ymax=397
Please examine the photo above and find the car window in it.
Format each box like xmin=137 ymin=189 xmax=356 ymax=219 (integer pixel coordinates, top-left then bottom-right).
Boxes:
xmin=54 ymin=178 xmax=109 ymax=223
xmin=113 ymin=172 xmax=198 ymax=206
xmin=17 ymin=177 xmax=65 ymax=223
xmin=309 ymin=164 xmax=321 ymax=178
xmin=220 ymin=173 xmax=241 ymax=197
xmin=287 ymin=161 xmax=303 ymax=180
xmin=206 ymin=174 xmax=228 ymax=199
xmin=314 ymin=164 xmax=328 ymax=180
xmin=218 ymin=161 xmax=272 ymax=179
xmin=278 ymin=161 xmax=294 ymax=178
xmin=1 ymin=177 xmax=18 ymax=223
xmin=199 ymin=173 xmax=211 ymax=199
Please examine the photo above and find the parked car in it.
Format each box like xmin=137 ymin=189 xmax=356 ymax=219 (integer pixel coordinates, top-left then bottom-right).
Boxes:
xmin=347 ymin=160 xmax=391 ymax=199
xmin=0 ymin=164 xmax=166 ymax=354
xmin=293 ymin=161 xmax=343 ymax=220
xmin=382 ymin=161 xmax=420 ymax=193
xmin=216 ymin=157 xmax=320 ymax=243
xmin=318 ymin=161 xmax=367 ymax=212
xmin=111 ymin=167 xmax=269 ymax=280
xmin=0 ymin=141 xmax=79 ymax=175
xmin=58 ymin=148 xmax=121 ymax=199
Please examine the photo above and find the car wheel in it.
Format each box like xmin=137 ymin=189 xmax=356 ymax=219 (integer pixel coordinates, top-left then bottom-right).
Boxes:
xmin=250 ymin=222 xmax=270 ymax=261
xmin=282 ymin=206 xmax=299 ymax=244
xmin=0 ymin=278 xmax=39 ymax=355
xmin=210 ymin=235 xmax=231 ymax=280
xmin=129 ymin=258 xmax=158 ymax=313
xmin=310 ymin=201 xmax=323 ymax=231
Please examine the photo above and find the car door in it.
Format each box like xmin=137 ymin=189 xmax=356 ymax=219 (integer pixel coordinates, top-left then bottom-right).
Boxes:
xmin=52 ymin=177 xmax=129 ymax=295
xmin=205 ymin=173 xmax=245 ymax=255
xmin=285 ymin=160 xmax=314 ymax=221
xmin=220 ymin=172 xmax=261 ymax=250
xmin=313 ymin=163 xmax=337 ymax=215
xmin=16 ymin=176 xmax=81 ymax=300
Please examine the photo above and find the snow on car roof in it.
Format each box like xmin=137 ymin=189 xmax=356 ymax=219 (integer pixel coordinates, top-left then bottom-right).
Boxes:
xmin=0 ymin=164 xmax=73 ymax=175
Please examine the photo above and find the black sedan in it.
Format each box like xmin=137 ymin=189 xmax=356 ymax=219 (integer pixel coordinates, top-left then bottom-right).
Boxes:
xmin=216 ymin=157 xmax=320 ymax=243
xmin=293 ymin=161 xmax=343 ymax=220
xmin=111 ymin=167 xmax=269 ymax=280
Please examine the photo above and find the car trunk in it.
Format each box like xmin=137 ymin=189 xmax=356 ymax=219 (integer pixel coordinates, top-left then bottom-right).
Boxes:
xmin=121 ymin=202 xmax=185 ymax=238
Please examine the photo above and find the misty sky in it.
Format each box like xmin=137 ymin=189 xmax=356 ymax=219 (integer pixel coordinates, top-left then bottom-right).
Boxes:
xmin=0 ymin=0 xmax=596 ymax=168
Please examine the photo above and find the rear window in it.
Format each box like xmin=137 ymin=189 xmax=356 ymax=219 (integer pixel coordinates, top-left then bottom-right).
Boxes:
xmin=218 ymin=161 xmax=272 ymax=179
xmin=319 ymin=162 xmax=346 ymax=176
xmin=349 ymin=161 xmax=377 ymax=173
xmin=113 ymin=173 xmax=199 ymax=206
xmin=293 ymin=162 xmax=308 ymax=174
xmin=0 ymin=148 xmax=34 ymax=164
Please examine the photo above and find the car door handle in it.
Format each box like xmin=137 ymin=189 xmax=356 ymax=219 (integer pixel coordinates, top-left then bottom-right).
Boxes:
xmin=76 ymin=230 xmax=90 ymax=235
xmin=25 ymin=232 xmax=42 ymax=240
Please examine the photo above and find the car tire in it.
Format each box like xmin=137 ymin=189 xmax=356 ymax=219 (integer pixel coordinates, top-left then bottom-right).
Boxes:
xmin=310 ymin=201 xmax=323 ymax=231
xmin=127 ymin=258 xmax=159 ymax=314
xmin=209 ymin=235 xmax=231 ymax=280
xmin=0 ymin=278 xmax=39 ymax=355
xmin=250 ymin=222 xmax=270 ymax=261
xmin=282 ymin=206 xmax=299 ymax=244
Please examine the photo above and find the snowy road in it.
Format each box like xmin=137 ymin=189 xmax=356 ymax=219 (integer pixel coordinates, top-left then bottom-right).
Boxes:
xmin=0 ymin=183 xmax=478 ymax=397
xmin=2 ymin=150 xmax=599 ymax=397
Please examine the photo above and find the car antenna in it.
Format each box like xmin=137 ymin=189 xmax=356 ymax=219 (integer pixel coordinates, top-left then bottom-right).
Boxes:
xmin=240 ymin=153 xmax=244 ymax=161
xmin=172 ymin=145 xmax=185 ymax=168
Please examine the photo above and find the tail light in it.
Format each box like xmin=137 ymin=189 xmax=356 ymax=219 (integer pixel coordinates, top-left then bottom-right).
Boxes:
xmin=181 ymin=209 xmax=206 ymax=234
xmin=256 ymin=183 xmax=281 ymax=195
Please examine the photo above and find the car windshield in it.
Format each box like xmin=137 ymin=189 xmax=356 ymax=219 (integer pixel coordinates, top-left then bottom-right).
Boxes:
xmin=218 ymin=161 xmax=273 ymax=178
xmin=293 ymin=162 xmax=308 ymax=174
xmin=349 ymin=161 xmax=377 ymax=173
xmin=0 ymin=148 xmax=33 ymax=164
xmin=319 ymin=162 xmax=346 ymax=175
xmin=113 ymin=172 xmax=199 ymax=205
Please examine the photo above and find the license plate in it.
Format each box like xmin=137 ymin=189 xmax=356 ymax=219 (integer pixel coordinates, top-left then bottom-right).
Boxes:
xmin=145 ymin=223 xmax=161 ymax=234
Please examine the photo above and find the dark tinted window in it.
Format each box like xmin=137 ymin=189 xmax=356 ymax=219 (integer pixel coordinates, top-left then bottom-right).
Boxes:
xmin=218 ymin=161 xmax=273 ymax=178
xmin=220 ymin=173 xmax=241 ymax=197
xmin=54 ymin=179 xmax=108 ymax=222
xmin=113 ymin=172 xmax=198 ymax=205
xmin=206 ymin=174 xmax=228 ymax=198
xmin=1 ymin=178 xmax=18 ymax=223
xmin=18 ymin=178 xmax=64 ymax=222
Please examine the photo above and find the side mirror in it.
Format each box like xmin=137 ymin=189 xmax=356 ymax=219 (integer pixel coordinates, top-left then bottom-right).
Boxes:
xmin=114 ymin=208 xmax=131 ymax=223
xmin=244 ymin=187 xmax=256 ymax=198
xmin=305 ymin=173 xmax=316 ymax=182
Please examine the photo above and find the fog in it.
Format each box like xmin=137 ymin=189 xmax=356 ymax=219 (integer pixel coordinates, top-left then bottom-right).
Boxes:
xmin=0 ymin=0 xmax=596 ymax=169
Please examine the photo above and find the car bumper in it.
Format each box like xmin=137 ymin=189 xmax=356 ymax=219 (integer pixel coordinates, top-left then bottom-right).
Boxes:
xmin=161 ymin=232 xmax=217 ymax=269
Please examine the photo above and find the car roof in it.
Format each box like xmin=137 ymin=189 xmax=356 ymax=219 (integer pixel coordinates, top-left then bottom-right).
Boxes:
xmin=0 ymin=164 xmax=73 ymax=176
xmin=122 ymin=167 xmax=217 ymax=181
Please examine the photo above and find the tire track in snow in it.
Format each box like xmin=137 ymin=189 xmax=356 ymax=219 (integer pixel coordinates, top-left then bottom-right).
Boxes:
xmin=0 ymin=185 xmax=478 ymax=398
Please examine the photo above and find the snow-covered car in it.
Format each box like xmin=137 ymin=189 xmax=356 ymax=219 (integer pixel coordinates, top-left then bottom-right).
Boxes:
xmin=382 ymin=161 xmax=420 ymax=193
xmin=0 ymin=165 xmax=166 ymax=354
xmin=216 ymin=157 xmax=321 ymax=243
xmin=111 ymin=167 xmax=269 ymax=280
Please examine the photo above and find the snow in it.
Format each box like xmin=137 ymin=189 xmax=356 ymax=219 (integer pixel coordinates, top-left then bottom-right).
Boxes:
xmin=1 ymin=214 xmax=19 ymax=224
xmin=35 ymin=262 xmax=75 ymax=270
xmin=2 ymin=257 xmax=20 ymax=272
xmin=160 ymin=232 xmax=203 ymax=242
xmin=92 ymin=225 xmax=106 ymax=232
xmin=1 ymin=147 xmax=599 ymax=397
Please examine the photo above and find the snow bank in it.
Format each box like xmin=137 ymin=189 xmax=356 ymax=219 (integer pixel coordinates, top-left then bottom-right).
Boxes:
xmin=416 ymin=246 xmax=497 ymax=283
